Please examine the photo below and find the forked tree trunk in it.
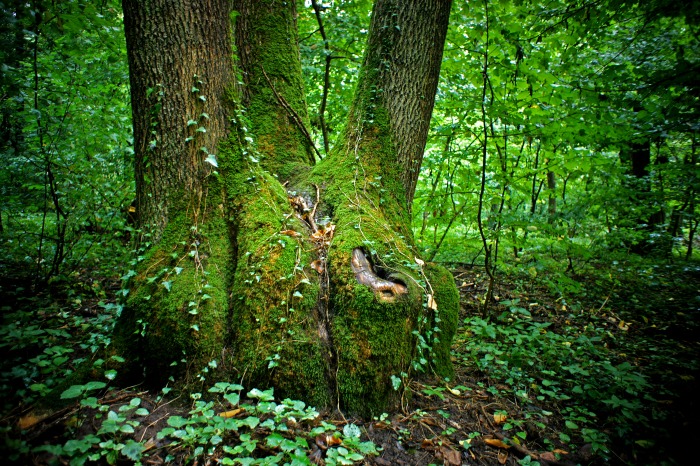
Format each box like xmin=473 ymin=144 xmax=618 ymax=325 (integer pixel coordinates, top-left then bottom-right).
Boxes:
xmin=115 ymin=0 xmax=457 ymax=416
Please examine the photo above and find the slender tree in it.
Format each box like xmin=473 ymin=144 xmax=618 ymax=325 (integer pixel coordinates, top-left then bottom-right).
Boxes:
xmin=115 ymin=0 xmax=457 ymax=415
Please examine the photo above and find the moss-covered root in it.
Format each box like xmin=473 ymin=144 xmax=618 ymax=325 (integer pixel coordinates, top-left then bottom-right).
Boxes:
xmin=423 ymin=262 xmax=459 ymax=379
xmin=112 ymin=212 xmax=231 ymax=387
xmin=225 ymin=170 xmax=332 ymax=408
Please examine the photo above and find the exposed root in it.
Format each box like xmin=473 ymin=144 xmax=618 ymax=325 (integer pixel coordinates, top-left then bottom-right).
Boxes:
xmin=350 ymin=248 xmax=407 ymax=302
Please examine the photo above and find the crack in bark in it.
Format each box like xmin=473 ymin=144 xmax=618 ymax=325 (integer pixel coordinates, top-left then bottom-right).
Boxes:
xmin=287 ymin=187 xmax=338 ymax=405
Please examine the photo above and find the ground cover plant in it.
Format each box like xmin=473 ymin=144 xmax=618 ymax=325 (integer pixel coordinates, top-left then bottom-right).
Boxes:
xmin=1 ymin=258 xmax=698 ymax=465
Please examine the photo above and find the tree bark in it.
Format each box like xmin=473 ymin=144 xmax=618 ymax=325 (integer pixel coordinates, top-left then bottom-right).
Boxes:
xmin=122 ymin=0 xmax=233 ymax=238
xmin=115 ymin=0 xmax=457 ymax=416
xmin=115 ymin=0 xmax=234 ymax=380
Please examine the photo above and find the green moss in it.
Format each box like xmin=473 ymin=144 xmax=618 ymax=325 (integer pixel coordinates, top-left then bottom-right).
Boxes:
xmin=423 ymin=263 xmax=459 ymax=379
xmin=113 ymin=192 xmax=231 ymax=387
xmin=239 ymin=1 xmax=315 ymax=178
xmin=218 ymin=134 xmax=331 ymax=405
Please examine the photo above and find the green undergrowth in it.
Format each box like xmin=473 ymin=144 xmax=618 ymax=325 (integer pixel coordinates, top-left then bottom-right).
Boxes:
xmin=0 ymin=287 xmax=379 ymax=465
xmin=10 ymin=384 xmax=379 ymax=465
xmin=452 ymin=257 xmax=700 ymax=463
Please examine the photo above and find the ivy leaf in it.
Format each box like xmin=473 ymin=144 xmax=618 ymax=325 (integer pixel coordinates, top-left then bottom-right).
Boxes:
xmin=343 ymin=423 xmax=361 ymax=438
xmin=122 ymin=440 xmax=144 ymax=461
xmin=61 ymin=385 xmax=85 ymax=399
xmin=167 ymin=416 xmax=188 ymax=428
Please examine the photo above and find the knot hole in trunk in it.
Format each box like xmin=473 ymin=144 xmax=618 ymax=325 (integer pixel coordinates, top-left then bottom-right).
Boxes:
xmin=350 ymin=248 xmax=407 ymax=302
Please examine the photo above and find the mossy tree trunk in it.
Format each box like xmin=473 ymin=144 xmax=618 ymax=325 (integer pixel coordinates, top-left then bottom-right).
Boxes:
xmin=116 ymin=0 xmax=457 ymax=416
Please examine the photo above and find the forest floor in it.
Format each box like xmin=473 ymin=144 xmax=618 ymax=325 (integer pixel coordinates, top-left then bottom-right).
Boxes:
xmin=1 ymin=260 xmax=699 ymax=465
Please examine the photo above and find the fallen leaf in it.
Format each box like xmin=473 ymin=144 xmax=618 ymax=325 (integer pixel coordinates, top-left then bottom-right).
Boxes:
xmin=421 ymin=438 xmax=434 ymax=448
xmin=421 ymin=417 xmax=440 ymax=427
xmin=484 ymin=438 xmax=511 ymax=449
xmin=493 ymin=413 xmax=507 ymax=424
xmin=315 ymin=433 xmax=342 ymax=451
xmin=310 ymin=259 xmax=325 ymax=274
xmin=143 ymin=437 xmax=157 ymax=452
xmin=280 ymin=230 xmax=301 ymax=237
xmin=498 ymin=450 xmax=509 ymax=464
xmin=552 ymin=448 xmax=569 ymax=455
xmin=540 ymin=452 xmax=558 ymax=462
xmin=218 ymin=408 xmax=244 ymax=418
xmin=18 ymin=413 xmax=46 ymax=430
xmin=438 ymin=445 xmax=462 ymax=466
xmin=427 ymin=294 xmax=438 ymax=310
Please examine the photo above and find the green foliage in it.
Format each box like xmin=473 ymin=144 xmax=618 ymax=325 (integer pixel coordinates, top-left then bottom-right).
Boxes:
xmin=1 ymin=0 xmax=698 ymax=463
xmin=0 ymin=290 xmax=121 ymax=413
xmin=24 ymin=384 xmax=378 ymax=465
xmin=414 ymin=0 xmax=699 ymax=267
xmin=456 ymin=304 xmax=657 ymax=457
xmin=0 ymin=0 xmax=133 ymax=285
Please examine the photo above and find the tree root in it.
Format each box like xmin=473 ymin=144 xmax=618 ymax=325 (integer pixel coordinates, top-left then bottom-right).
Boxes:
xmin=351 ymin=248 xmax=407 ymax=302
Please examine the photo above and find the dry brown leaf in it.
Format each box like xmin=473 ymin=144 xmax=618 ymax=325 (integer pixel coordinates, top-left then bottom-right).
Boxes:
xmin=497 ymin=450 xmax=509 ymax=464
xmin=18 ymin=412 xmax=46 ymax=430
xmin=552 ymin=448 xmax=569 ymax=455
xmin=310 ymin=260 xmax=325 ymax=274
xmin=484 ymin=438 xmax=511 ymax=449
xmin=540 ymin=452 xmax=558 ymax=462
xmin=421 ymin=438 xmax=434 ymax=448
xmin=315 ymin=434 xmax=341 ymax=450
xmin=218 ymin=408 xmax=244 ymax=418
xmin=420 ymin=417 xmax=439 ymax=427
xmin=427 ymin=294 xmax=438 ymax=310
xmin=438 ymin=446 xmax=462 ymax=466
xmin=315 ymin=434 xmax=343 ymax=450
xmin=143 ymin=437 xmax=157 ymax=452
xmin=493 ymin=413 xmax=507 ymax=424
xmin=280 ymin=230 xmax=301 ymax=237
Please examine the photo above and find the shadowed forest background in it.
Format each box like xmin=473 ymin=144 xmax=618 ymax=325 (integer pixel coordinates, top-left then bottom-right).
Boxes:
xmin=1 ymin=0 xmax=699 ymax=465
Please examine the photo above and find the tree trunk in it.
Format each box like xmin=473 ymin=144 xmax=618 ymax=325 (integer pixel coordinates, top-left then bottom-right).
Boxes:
xmin=620 ymin=139 xmax=667 ymax=254
xmin=115 ymin=0 xmax=457 ymax=416
xmin=115 ymin=0 xmax=235 ymax=384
